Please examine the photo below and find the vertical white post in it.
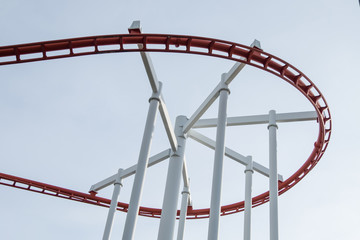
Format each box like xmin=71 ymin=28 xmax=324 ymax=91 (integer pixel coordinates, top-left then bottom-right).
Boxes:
xmin=177 ymin=185 xmax=190 ymax=240
xmin=244 ymin=157 xmax=253 ymax=240
xmin=268 ymin=110 xmax=279 ymax=240
xmin=122 ymin=90 xmax=160 ymax=240
xmin=208 ymin=76 xmax=230 ymax=240
xmin=103 ymin=169 xmax=123 ymax=240
xmin=158 ymin=116 xmax=188 ymax=240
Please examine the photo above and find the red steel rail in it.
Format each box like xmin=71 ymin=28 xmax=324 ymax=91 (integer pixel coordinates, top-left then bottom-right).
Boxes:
xmin=0 ymin=33 xmax=331 ymax=219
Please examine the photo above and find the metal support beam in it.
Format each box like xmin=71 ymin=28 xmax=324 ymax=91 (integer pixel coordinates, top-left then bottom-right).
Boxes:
xmin=129 ymin=20 xmax=192 ymax=212
xmin=129 ymin=21 xmax=178 ymax=151
xmin=182 ymin=158 xmax=192 ymax=206
xmin=89 ymin=149 xmax=171 ymax=193
xmin=139 ymin=51 xmax=160 ymax=93
xmin=268 ymin=110 xmax=279 ymax=240
xmin=193 ymin=111 xmax=317 ymax=129
xmin=158 ymin=116 xmax=187 ymax=240
xmin=159 ymin=96 xmax=178 ymax=152
xmin=122 ymin=90 xmax=160 ymax=240
xmin=129 ymin=20 xmax=160 ymax=93
xmin=208 ymin=77 xmax=230 ymax=240
xmin=183 ymin=40 xmax=259 ymax=134
xmin=244 ymin=158 xmax=253 ymax=240
xmin=103 ymin=169 xmax=123 ymax=240
xmin=183 ymin=82 xmax=224 ymax=134
xmin=223 ymin=40 xmax=261 ymax=85
xmin=177 ymin=185 xmax=190 ymax=240
xmin=187 ymin=129 xmax=283 ymax=181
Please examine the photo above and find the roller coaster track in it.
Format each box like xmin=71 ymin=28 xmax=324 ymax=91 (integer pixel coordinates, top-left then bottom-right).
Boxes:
xmin=0 ymin=33 xmax=331 ymax=219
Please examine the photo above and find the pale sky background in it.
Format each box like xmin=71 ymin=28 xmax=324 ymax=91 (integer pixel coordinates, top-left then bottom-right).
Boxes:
xmin=0 ymin=1 xmax=359 ymax=239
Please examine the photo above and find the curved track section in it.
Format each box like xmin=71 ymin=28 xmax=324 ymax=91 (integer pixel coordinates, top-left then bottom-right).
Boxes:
xmin=0 ymin=33 xmax=332 ymax=219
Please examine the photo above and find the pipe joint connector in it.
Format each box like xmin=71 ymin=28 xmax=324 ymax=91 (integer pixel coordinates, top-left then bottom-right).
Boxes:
xmin=148 ymin=96 xmax=161 ymax=103
xmin=181 ymin=190 xmax=190 ymax=195
xmin=267 ymin=123 xmax=278 ymax=129
xmin=219 ymin=87 xmax=231 ymax=95
xmin=114 ymin=181 xmax=123 ymax=187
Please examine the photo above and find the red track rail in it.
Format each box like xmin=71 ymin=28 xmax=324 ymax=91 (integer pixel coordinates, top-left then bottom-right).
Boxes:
xmin=0 ymin=33 xmax=331 ymax=219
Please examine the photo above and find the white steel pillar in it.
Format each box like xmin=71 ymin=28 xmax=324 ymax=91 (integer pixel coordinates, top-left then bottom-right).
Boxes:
xmin=268 ymin=110 xmax=279 ymax=240
xmin=103 ymin=169 xmax=123 ymax=240
xmin=177 ymin=185 xmax=190 ymax=240
xmin=122 ymin=91 xmax=160 ymax=240
xmin=208 ymin=77 xmax=230 ymax=240
xmin=244 ymin=157 xmax=253 ymax=240
xmin=158 ymin=116 xmax=188 ymax=240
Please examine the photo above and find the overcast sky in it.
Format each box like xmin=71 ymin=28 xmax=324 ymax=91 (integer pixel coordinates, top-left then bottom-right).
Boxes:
xmin=0 ymin=1 xmax=359 ymax=239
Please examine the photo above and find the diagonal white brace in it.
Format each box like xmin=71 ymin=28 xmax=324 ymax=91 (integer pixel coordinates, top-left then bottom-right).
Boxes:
xmin=193 ymin=111 xmax=318 ymax=128
xmin=187 ymin=129 xmax=283 ymax=181
xmin=182 ymin=80 xmax=227 ymax=134
xmin=183 ymin=40 xmax=259 ymax=134
xmin=223 ymin=39 xmax=261 ymax=85
xmin=139 ymin=51 xmax=160 ymax=93
xmin=159 ymin=95 xmax=178 ymax=152
xmin=89 ymin=149 xmax=172 ymax=193
xmin=129 ymin=20 xmax=160 ymax=93
xmin=129 ymin=21 xmax=178 ymax=151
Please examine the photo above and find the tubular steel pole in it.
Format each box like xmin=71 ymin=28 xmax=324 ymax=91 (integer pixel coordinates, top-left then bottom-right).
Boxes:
xmin=268 ymin=110 xmax=279 ymax=240
xmin=103 ymin=169 xmax=123 ymax=240
xmin=158 ymin=116 xmax=187 ymax=240
xmin=177 ymin=186 xmax=190 ymax=240
xmin=208 ymin=78 xmax=230 ymax=240
xmin=122 ymin=92 xmax=160 ymax=240
xmin=244 ymin=157 xmax=253 ymax=240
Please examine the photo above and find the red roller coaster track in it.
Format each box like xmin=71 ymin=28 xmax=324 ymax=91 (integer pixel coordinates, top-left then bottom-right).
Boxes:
xmin=0 ymin=32 xmax=331 ymax=219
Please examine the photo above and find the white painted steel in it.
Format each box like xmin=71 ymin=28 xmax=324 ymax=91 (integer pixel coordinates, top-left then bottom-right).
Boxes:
xmin=183 ymin=40 xmax=259 ymax=133
xmin=129 ymin=21 xmax=177 ymax=151
xmin=129 ymin=20 xmax=142 ymax=33
xmin=182 ymin=158 xmax=190 ymax=188
xmin=208 ymin=82 xmax=230 ymax=240
xmin=158 ymin=116 xmax=187 ymax=240
xmin=130 ymin=20 xmax=180 ymax=171
xmin=268 ymin=110 xmax=279 ymax=240
xmin=182 ymin=82 xmax=224 ymax=134
xmin=86 ymin=25 xmax=318 ymax=239
xmin=129 ymin=20 xmax=160 ymax=93
xmin=139 ymin=51 xmax=160 ymax=93
xmin=177 ymin=186 xmax=190 ymax=240
xmin=223 ymin=40 xmax=260 ymax=85
xmin=89 ymin=149 xmax=171 ymax=193
xmin=187 ymin=129 xmax=284 ymax=181
xmin=182 ymin=158 xmax=192 ymax=206
xmin=122 ymin=92 xmax=160 ymax=240
xmin=103 ymin=169 xmax=123 ymax=240
xmin=193 ymin=111 xmax=317 ymax=129
xmin=244 ymin=158 xmax=254 ymax=240
xmin=159 ymin=95 xmax=178 ymax=152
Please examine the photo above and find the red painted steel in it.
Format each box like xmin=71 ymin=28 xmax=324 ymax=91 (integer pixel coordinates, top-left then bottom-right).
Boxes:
xmin=0 ymin=33 xmax=331 ymax=219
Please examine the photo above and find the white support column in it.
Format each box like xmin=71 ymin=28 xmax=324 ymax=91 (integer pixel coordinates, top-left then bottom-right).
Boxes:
xmin=122 ymin=90 xmax=160 ymax=240
xmin=158 ymin=116 xmax=188 ymax=240
xmin=208 ymin=75 xmax=230 ymax=240
xmin=177 ymin=185 xmax=190 ymax=240
xmin=268 ymin=110 xmax=279 ymax=240
xmin=103 ymin=169 xmax=123 ymax=240
xmin=244 ymin=157 xmax=253 ymax=240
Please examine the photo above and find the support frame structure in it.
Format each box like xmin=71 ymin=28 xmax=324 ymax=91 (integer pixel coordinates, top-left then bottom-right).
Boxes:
xmin=0 ymin=21 xmax=332 ymax=228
